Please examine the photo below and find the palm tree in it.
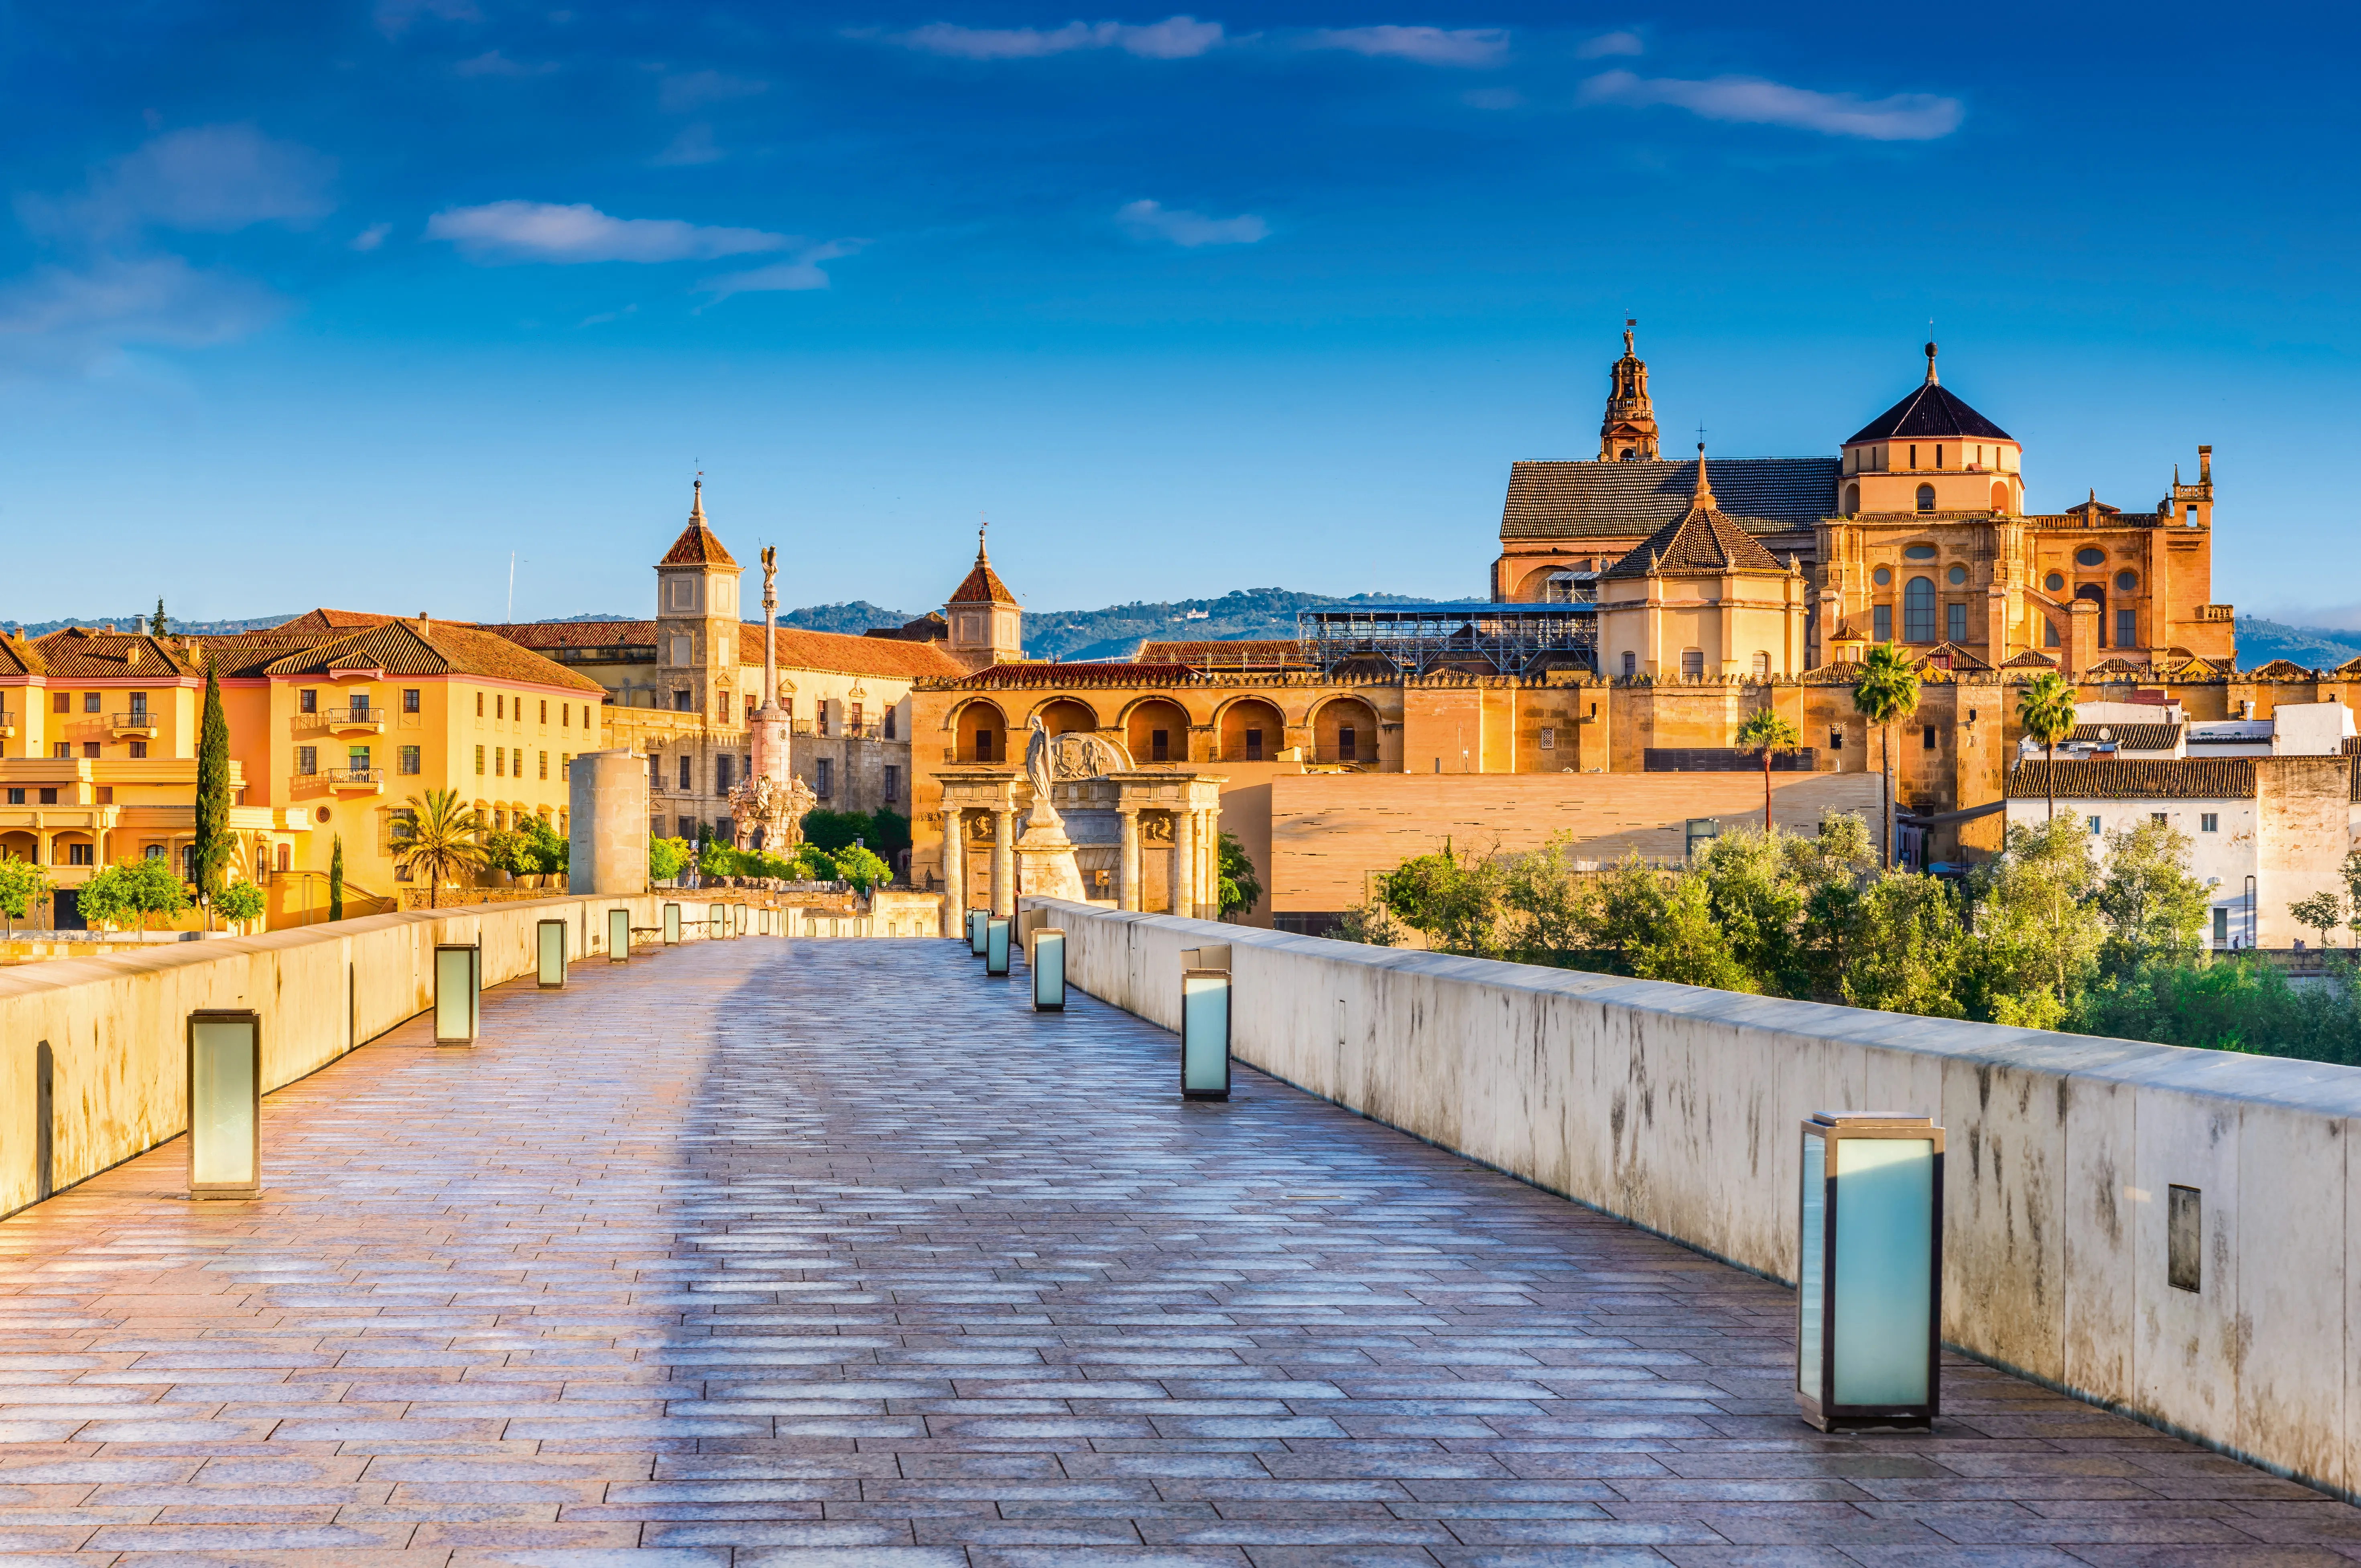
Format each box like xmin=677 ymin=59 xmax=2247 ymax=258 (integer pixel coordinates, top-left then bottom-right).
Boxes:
xmin=2016 ymin=671 xmax=2079 ymax=821
xmin=1735 ymin=708 xmax=1801 ymax=833
xmin=1851 ymin=643 xmax=1921 ymax=869
xmin=390 ymin=788 xmax=487 ymax=909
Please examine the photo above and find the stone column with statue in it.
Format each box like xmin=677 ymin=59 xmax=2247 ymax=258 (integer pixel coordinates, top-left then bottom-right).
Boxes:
xmin=732 ymin=544 xmax=816 ymax=856
xmin=1012 ymin=715 xmax=1092 ymax=906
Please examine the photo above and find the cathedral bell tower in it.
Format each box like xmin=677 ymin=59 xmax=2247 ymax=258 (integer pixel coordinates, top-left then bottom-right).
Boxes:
xmin=1598 ymin=319 xmax=1660 ymax=462
xmin=945 ymin=525 xmax=1024 ymax=672
xmin=653 ymin=478 xmax=742 ymax=717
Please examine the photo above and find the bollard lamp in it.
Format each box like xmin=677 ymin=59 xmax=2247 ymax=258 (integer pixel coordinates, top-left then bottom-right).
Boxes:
xmin=1032 ymin=927 xmax=1066 ymax=1011
xmin=985 ymin=916 xmax=1012 ymax=975
xmin=186 ymin=1009 xmax=261 ymax=1199
xmin=608 ymin=906 xmax=632 ymax=962
xmin=969 ymin=908 xmax=989 ymax=956
xmin=433 ymin=943 xmax=481 ymax=1045
xmin=662 ymin=902 xmax=682 ymax=945
xmin=536 ymin=918 xmax=567 ymax=989
xmin=1180 ymin=968 xmax=1231 ymax=1101
xmin=707 ymin=902 xmax=723 ymax=940
xmin=1796 ymin=1111 xmax=1944 ymax=1432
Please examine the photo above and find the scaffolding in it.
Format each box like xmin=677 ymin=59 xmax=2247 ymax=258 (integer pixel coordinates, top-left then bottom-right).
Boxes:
xmin=1297 ymin=585 xmax=1600 ymax=679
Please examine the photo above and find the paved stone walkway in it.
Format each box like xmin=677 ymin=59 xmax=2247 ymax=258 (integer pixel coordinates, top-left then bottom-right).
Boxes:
xmin=0 ymin=939 xmax=2353 ymax=1567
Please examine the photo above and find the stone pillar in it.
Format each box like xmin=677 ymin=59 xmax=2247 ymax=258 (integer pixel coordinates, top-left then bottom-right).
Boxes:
xmin=990 ymin=807 xmax=1013 ymax=918
xmin=1171 ymin=807 xmax=1195 ymax=918
xmin=940 ymin=809 xmax=965 ymax=936
xmin=1199 ymin=809 xmax=1218 ymax=920
xmin=567 ymin=749 xmax=649 ymax=895
xmin=1118 ymin=806 xmax=1141 ymax=911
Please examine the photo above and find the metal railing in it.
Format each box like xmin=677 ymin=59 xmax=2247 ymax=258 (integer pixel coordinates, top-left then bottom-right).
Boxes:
xmin=325 ymin=706 xmax=384 ymax=725
xmin=109 ymin=711 xmax=157 ymax=729
xmin=326 ymin=768 xmax=384 ymax=786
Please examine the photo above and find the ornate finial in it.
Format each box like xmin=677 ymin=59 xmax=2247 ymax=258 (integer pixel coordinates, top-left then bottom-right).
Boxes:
xmin=1690 ymin=438 xmax=1715 ymax=508
xmin=690 ymin=473 xmax=705 ymax=523
xmin=977 ymin=512 xmax=990 ymax=562
xmin=1924 ymin=339 xmax=1939 ymax=385
xmin=1622 ymin=317 xmax=1636 ymax=355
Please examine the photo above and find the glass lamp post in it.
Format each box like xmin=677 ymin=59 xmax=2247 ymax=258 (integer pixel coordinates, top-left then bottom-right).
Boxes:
xmin=969 ymin=909 xmax=988 ymax=956
xmin=186 ymin=1009 xmax=260 ymax=1200
xmin=1180 ymin=969 xmax=1231 ymax=1100
xmin=608 ymin=906 xmax=631 ymax=962
xmin=433 ymin=942 xmax=480 ymax=1045
xmin=1796 ymin=1111 xmax=1944 ymax=1432
xmin=662 ymin=903 xmax=682 ymax=945
xmin=536 ymin=918 xmax=567 ymax=988
xmin=707 ymin=902 xmax=723 ymax=939
xmin=985 ymin=916 xmax=1011 ymax=975
xmin=1033 ymin=928 xmax=1066 ymax=1011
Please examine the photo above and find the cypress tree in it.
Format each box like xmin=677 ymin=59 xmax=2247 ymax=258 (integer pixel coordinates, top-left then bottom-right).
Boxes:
xmin=329 ymin=835 xmax=345 ymax=922
xmin=150 ymin=598 xmax=167 ymax=636
xmin=192 ymin=664 xmax=232 ymax=915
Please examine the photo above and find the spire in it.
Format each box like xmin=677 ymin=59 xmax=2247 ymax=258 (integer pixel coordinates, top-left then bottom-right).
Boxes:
xmin=690 ymin=474 xmax=705 ymax=523
xmin=976 ymin=518 xmax=990 ymax=564
xmin=1597 ymin=319 xmax=1659 ymax=461
xmin=1690 ymin=441 xmax=1715 ymax=509
xmin=1924 ymin=340 xmax=1939 ymax=386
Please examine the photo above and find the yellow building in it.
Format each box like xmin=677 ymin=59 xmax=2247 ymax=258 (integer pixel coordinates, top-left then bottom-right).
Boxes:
xmin=0 ymin=626 xmax=291 ymax=928
xmin=1595 ymin=453 xmax=1809 ymax=681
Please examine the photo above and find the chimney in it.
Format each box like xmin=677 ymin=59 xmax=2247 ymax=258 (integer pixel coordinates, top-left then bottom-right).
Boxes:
xmin=2197 ymin=445 xmax=2212 ymax=485
xmin=417 ymin=612 xmax=431 ymax=638
xmin=125 ymin=643 xmax=140 ymax=668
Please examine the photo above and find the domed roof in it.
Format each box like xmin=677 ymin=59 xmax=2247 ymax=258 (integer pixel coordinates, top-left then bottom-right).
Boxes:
xmin=1845 ymin=343 xmax=2012 ymax=445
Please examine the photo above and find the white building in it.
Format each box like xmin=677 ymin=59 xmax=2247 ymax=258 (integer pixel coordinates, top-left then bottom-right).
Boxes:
xmin=2003 ymin=756 xmax=2358 ymax=950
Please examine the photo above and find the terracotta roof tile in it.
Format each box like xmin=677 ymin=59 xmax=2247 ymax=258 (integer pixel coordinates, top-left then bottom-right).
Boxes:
xmin=249 ymin=621 xmax=605 ymax=692
xmin=2007 ymin=759 xmax=2253 ymax=800
xmin=484 ymin=619 xmax=967 ymax=680
xmin=2069 ymin=722 xmax=2182 ymax=750
xmin=1136 ymin=639 xmax=1307 ymax=669
xmin=1601 ymin=499 xmax=1789 ymax=580
xmin=948 ymin=553 xmax=1017 ymax=605
xmin=483 ymin=620 xmax=658 ymax=650
xmin=269 ymin=609 xmax=403 ymax=633
xmin=2001 ymin=648 xmax=2059 ymax=669
xmin=2243 ymin=658 xmax=2315 ymax=680
xmin=660 ymin=522 xmax=738 ymax=568
xmin=1500 ymin=457 xmax=1836 ymax=541
xmin=951 ymin=662 xmax=1198 ymax=689
xmin=24 ymin=627 xmax=197 ymax=680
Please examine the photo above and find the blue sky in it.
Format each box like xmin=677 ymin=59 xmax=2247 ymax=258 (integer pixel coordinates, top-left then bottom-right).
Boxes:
xmin=2 ymin=2 xmax=2354 ymax=628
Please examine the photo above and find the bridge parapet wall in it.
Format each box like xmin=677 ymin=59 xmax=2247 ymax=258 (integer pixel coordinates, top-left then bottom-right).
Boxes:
xmin=1022 ymin=895 xmax=2361 ymax=1502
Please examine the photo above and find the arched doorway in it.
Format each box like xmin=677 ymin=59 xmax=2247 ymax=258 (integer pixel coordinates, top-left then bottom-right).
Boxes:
xmin=1036 ymin=697 xmax=1099 ymax=735
xmin=1843 ymin=483 xmax=1859 ymax=514
xmin=2075 ymin=584 xmax=2107 ymax=645
xmin=1126 ymin=698 xmax=1190 ymax=764
xmin=1219 ymin=698 xmax=1285 ymax=762
xmin=1312 ymin=697 xmax=1379 ymax=765
xmin=955 ymin=701 xmax=1008 ymax=763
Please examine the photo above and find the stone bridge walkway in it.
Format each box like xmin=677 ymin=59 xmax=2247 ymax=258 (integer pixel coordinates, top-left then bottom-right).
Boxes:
xmin=0 ymin=939 xmax=2352 ymax=1567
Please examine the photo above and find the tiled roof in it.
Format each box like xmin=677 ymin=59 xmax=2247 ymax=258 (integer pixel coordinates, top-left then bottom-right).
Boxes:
xmin=484 ymin=619 xmax=967 ymax=680
xmin=1601 ymin=496 xmax=1789 ymax=581
xmin=1501 ymin=458 xmax=1837 ymax=540
xmin=2007 ymin=759 xmax=2253 ymax=801
xmin=268 ymin=609 xmax=402 ymax=633
xmin=2335 ymin=655 xmax=2361 ymax=677
xmin=1136 ymin=639 xmax=1307 ymax=669
xmin=660 ymin=521 xmax=738 ymax=568
xmin=2001 ymin=649 xmax=2058 ymax=669
xmin=24 ymin=627 xmax=198 ymax=680
xmin=0 ymin=634 xmax=43 ymax=676
xmin=1920 ymin=641 xmax=1991 ymax=672
xmin=948 ymin=550 xmax=1017 ymax=605
xmin=2069 ymin=722 xmax=2182 ymax=750
xmin=199 ymin=633 xmax=338 ymax=679
xmin=953 ymin=662 xmax=1198 ymax=688
xmin=2243 ymin=659 xmax=2315 ymax=680
xmin=257 ymin=622 xmax=606 ymax=692
xmin=1844 ymin=377 xmax=2013 ymax=444
xmin=480 ymin=620 xmax=655 ymax=650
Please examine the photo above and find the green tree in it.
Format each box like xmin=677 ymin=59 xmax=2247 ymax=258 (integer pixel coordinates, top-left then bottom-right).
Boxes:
xmin=1215 ymin=831 xmax=1261 ymax=920
xmin=1966 ymin=815 xmax=2105 ymax=1026
xmin=2290 ymin=890 xmax=2347 ymax=952
xmin=2096 ymin=818 xmax=2209 ymax=972
xmin=1376 ymin=843 xmax=1504 ymax=957
xmin=1841 ymin=871 xmax=1968 ymax=1017
xmin=1851 ymin=644 xmax=1920 ymax=868
xmin=1498 ymin=835 xmax=1593 ymax=968
xmin=150 ymin=597 xmax=167 ymax=636
xmin=800 ymin=808 xmax=872 ymax=855
xmin=700 ymin=839 xmax=740 ymax=879
xmin=214 ymin=879 xmax=266 ymax=931
xmin=521 ymin=813 xmax=568 ymax=875
xmin=481 ymin=827 xmax=532 ymax=876
xmin=1631 ymin=873 xmax=1756 ymax=992
xmin=328 ymin=835 xmax=344 ymax=921
xmin=868 ymin=808 xmax=912 ymax=867
xmin=76 ymin=857 xmax=191 ymax=932
xmin=648 ymin=835 xmax=691 ymax=882
xmin=191 ymin=666 xmax=232 ymax=915
xmin=1695 ymin=827 xmax=1806 ymax=996
xmin=1735 ymin=708 xmax=1801 ymax=834
xmin=1790 ymin=813 xmax=1878 ymax=1001
xmin=0 ymin=853 xmax=50 ymax=936
xmin=390 ymin=789 xmax=487 ymax=908
xmin=1585 ymin=853 xmax=1672 ymax=973
xmin=2016 ymin=670 xmax=2079 ymax=820
xmin=832 ymin=843 xmax=891 ymax=892
xmin=1332 ymin=900 xmax=1402 ymax=947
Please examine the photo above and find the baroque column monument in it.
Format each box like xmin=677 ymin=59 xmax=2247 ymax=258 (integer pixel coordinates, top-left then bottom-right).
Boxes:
xmin=1013 ymin=715 xmax=1088 ymax=903
xmin=731 ymin=544 xmax=816 ymax=854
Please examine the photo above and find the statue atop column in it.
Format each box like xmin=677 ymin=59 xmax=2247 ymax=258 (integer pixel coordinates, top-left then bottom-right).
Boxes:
xmin=731 ymin=543 xmax=812 ymax=852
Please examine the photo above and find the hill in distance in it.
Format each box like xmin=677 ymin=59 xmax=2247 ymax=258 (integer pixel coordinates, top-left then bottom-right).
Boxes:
xmin=775 ymin=588 xmax=1424 ymax=662
xmin=2234 ymin=615 xmax=2361 ymax=671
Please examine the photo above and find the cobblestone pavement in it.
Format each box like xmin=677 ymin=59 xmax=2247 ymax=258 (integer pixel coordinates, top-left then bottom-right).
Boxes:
xmin=0 ymin=939 xmax=2353 ymax=1567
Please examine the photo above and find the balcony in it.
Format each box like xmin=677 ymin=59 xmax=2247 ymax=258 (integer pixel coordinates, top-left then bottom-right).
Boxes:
xmin=0 ymin=710 xmax=12 ymax=740
xmin=2198 ymin=604 xmax=2234 ymax=622
xmin=942 ymin=745 xmax=1008 ymax=765
xmin=297 ymin=707 xmax=387 ymax=734
xmin=109 ymin=711 xmax=158 ymax=739
xmin=326 ymin=768 xmax=384 ymax=794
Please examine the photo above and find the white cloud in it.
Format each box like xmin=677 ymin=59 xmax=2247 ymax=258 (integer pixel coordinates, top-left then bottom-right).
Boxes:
xmin=1576 ymin=30 xmax=1643 ymax=59
xmin=1304 ymin=26 xmax=1506 ymax=67
xmin=658 ymin=70 xmax=768 ymax=112
xmin=889 ymin=15 xmax=1223 ymax=59
xmin=1578 ymin=70 xmax=1963 ymax=141
xmin=0 ymin=255 xmax=287 ymax=372
xmin=454 ymin=49 xmax=557 ymax=77
xmin=697 ymin=241 xmax=866 ymax=301
xmin=351 ymin=222 xmax=393 ymax=251
xmin=1116 ymin=198 xmax=1266 ymax=247
xmin=22 ymin=125 xmax=338 ymax=242
xmin=426 ymin=201 xmax=793 ymax=263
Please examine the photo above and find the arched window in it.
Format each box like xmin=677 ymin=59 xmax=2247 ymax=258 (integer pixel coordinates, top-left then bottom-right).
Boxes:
xmin=1751 ymin=651 xmax=1770 ymax=680
xmin=1903 ymin=577 xmax=1937 ymax=642
xmin=1990 ymin=481 xmax=2010 ymax=513
xmin=1843 ymin=483 xmax=1859 ymax=514
xmin=2044 ymin=619 xmax=2060 ymax=649
xmin=1915 ymin=483 xmax=1936 ymax=513
xmin=1680 ymin=649 xmax=1705 ymax=678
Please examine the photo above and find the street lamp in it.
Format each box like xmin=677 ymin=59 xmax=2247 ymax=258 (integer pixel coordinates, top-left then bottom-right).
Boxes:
xmin=1180 ymin=967 xmax=1230 ymax=1100
xmin=608 ymin=906 xmax=631 ymax=962
xmin=969 ymin=908 xmax=988 ymax=957
xmin=1796 ymin=1111 xmax=1944 ymax=1432
xmin=433 ymin=942 xmax=481 ymax=1045
xmin=985 ymin=915 xmax=1011 ymax=976
xmin=536 ymin=918 xmax=566 ymax=989
xmin=186 ymin=1009 xmax=260 ymax=1200
xmin=708 ymin=902 xmax=724 ymax=940
xmin=1033 ymin=927 xmax=1066 ymax=1011
xmin=662 ymin=902 xmax=682 ymax=945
